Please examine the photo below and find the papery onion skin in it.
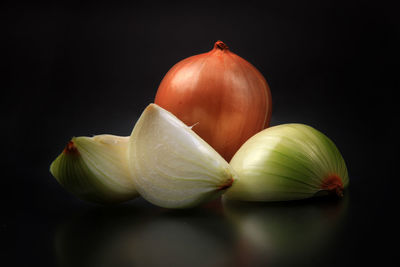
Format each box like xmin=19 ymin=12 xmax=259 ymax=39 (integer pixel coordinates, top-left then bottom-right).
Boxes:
xmin=155 ymin=41 xmax=272 ymax=161
xmin=224 ymin=124 xmax=349 ymax=202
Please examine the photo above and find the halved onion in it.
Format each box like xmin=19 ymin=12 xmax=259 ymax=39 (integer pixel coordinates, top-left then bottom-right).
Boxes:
xmin=50 ymin=135 xmax=138 ymax=204
xmin=224 ymin=124 xmax=349 ymax=201
xmin=128 ymin=103 xmax=237 ymax=208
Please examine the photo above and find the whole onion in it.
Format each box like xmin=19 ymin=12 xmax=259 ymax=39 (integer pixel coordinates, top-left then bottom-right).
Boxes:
xmin=155 ymin=41 xmax=272 ymax=161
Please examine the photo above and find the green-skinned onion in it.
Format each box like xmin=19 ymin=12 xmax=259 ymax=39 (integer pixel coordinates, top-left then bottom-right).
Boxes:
xmin=128 ymin=103 xmax=237 ymax=209
xmin=224 ymin=123 xmax=349 ymax=201
xmin=50 ymin=135 xmax=138 ymax=204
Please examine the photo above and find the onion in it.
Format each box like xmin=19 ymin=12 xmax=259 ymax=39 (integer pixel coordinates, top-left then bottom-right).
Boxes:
xmin=128 ymin=104 xmax=237 ymax=208
xmin=224 ymin=124 xmax=349 ymax=202
xmin=50 ymin=135 xmax=138 ymax=204
xmin=155 ymin=41 xmax=272 ymax=161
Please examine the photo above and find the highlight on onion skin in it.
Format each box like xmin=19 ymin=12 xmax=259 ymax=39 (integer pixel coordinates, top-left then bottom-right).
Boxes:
xmin=224 ymin=124 xmax=349 ymax=202
xmin=155 ymin=40 xmax=272 ymax=162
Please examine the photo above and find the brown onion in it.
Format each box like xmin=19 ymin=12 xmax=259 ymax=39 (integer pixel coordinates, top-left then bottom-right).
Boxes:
xmin=155 ymin=41 xmax=272 ymax=161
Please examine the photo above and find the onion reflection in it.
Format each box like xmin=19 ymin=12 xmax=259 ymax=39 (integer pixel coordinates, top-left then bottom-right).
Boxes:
xmin=54 ymin=204 xmax=235 ymax=267
xmin=223 ymin=194 xmax=349 ymax=267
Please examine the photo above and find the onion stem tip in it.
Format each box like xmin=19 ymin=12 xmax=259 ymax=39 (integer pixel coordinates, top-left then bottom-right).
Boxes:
xmin=321 ymin=175 xmax=344 ymax=197
xmin=63 ymin=140 xmax=79 ymax=155
xmin=214 ymin=40 xmax=229 ymax=51
xmin=218 ymin=177 xmax=234 ymax=191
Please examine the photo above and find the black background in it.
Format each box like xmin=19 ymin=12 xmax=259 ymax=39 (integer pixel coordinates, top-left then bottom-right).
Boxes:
xmin=3 ymin=1 xmax=398 ymax=266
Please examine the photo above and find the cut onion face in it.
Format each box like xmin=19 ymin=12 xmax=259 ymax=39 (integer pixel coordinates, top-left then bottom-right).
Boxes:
xmin=224 ymin=124 xmax=349 ymax=202
xmin=128 ymin=104 xmax=237 ymax=209
xmin=50 ymin=135 xmax=138 ymax=204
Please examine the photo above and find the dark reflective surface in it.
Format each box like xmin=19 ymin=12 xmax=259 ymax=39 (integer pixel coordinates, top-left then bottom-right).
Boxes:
xmin=54 ymin=204 xmax=236 ymax=267
xmin=51 ymin=196 xmax=349 ymax=267
xmin=223 ymin=196 xmax=349 ymax=267
xmin=7 ymin=185 xmax=394 ymax=267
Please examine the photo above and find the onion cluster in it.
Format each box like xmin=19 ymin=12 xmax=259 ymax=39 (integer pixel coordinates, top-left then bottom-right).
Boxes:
xmin=50 ymin=40 xmax=348 ymax=208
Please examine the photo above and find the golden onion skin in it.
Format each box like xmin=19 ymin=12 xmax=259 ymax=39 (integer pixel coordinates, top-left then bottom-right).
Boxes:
xmin=155 ymin=41 xmax=272 ymax=162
